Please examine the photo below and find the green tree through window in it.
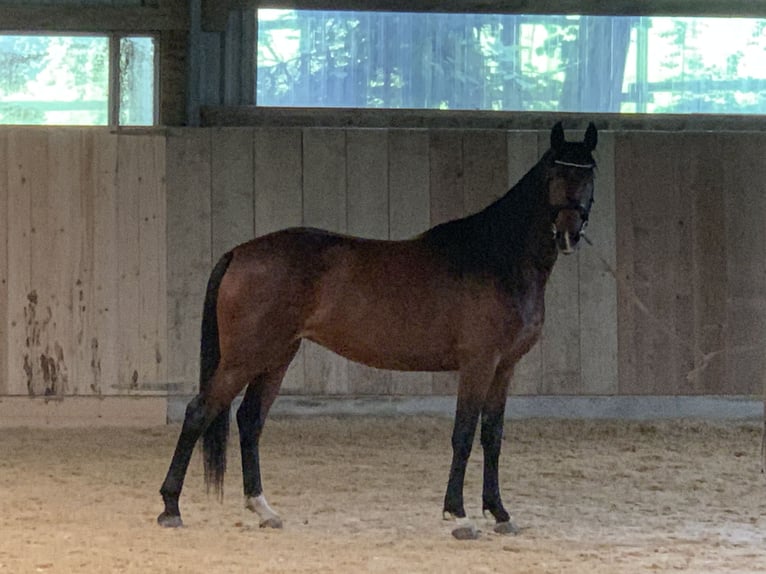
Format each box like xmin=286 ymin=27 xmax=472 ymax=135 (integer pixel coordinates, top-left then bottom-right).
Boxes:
xmin=256 ymin=11 xmax=766 ymax=115
xmin=0 ymin=34 xmax=155 ymax=126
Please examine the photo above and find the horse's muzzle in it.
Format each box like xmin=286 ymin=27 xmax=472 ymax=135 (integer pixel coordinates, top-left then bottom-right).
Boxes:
xmin=555 ymin=230 xmax=577 ymax=254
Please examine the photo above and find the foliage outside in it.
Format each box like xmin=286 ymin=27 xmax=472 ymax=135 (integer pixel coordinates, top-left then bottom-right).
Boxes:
xmin=0 ymin=34 xmax=155 ymax=126
xmin=257 ymin=11 xmax=766 ymax=114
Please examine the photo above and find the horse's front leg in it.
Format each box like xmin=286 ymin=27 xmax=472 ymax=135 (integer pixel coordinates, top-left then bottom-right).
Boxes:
xmin=479 ymin=369 xmax=518 ymax=535
xmin=443 ymin=359 xmax=496 ymax=540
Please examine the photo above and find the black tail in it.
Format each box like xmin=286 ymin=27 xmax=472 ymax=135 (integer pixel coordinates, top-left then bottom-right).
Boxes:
xmin=200 ymin=251 xmax=234 ymax=499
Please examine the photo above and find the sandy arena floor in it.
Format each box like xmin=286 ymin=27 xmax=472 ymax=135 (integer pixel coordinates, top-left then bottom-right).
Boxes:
xmin=1 ymin=417 xmax=766 ymax=573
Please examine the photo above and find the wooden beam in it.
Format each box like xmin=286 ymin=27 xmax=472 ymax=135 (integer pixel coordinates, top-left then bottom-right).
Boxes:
xmin=203 ymin=0 xmax=766 ymax=31
xmin=201 ymin=106 xmax=766 ymax=132
xmin=0 ymin=1 xmax=189 ymax=32
xmin=159 ymin=30 xmax=189 ymax=126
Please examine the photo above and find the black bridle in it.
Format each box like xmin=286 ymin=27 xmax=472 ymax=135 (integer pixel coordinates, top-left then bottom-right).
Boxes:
xmin=549 ymin=159 xmax=596 ymax=242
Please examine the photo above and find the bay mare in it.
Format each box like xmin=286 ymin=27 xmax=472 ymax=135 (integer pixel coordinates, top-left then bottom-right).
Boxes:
xmin=158 ymin=122 xmax=598 ymax=539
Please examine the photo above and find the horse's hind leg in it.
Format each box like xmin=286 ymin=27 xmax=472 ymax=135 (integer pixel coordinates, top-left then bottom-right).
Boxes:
xmin=158 ymin=394 xmax=222 ymax=527
xmin=237 ymin=343 xmax=298 ymax=528
xmin=159 ymin=364 xmax=250 ymax=527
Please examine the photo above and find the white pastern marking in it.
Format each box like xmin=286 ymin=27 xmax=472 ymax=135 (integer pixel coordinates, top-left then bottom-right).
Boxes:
xmin=443 ymin=512 xmax=475 ymax=529
xmin=245 ymin=494 xmax=280 ymax=521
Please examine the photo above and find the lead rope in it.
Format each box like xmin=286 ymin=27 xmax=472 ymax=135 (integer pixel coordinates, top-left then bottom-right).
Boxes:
xmin=581 ymin=235 xmax=766 ymax=473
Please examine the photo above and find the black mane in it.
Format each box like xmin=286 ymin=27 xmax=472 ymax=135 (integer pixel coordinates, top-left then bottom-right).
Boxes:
xmin=422 ymin=150 xmax=556 ymax=289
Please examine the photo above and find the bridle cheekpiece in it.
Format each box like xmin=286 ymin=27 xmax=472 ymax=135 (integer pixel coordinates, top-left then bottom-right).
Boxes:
xmin=549 ymin=159 xmax=596 ymax=244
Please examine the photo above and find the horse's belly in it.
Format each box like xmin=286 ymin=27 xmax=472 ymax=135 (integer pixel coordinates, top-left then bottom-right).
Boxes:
xmin=302 ymin=319 xmax=458 ymax=372
xmin=302 ymin=244 xmax=465 ymax=371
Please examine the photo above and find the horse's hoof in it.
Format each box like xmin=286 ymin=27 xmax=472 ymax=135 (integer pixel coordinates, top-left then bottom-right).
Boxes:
xmin=157 ymin=512 xmax=183 ymax=528
xmin=452 ymin=524 xmax=479 ymax=540
xmin=259 ymin=516 xmax=283 ymax=529
xmin=494 ymin=521 xmax=519 ymax=535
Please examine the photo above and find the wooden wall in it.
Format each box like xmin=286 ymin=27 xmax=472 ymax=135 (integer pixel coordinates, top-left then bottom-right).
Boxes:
xmin=616 ymin=132 xmax=766 ymax=395
xmin=1 ymin=126 xmax=764 ymax=398
xmin=0 ymin=128 xmax=166 ymax=396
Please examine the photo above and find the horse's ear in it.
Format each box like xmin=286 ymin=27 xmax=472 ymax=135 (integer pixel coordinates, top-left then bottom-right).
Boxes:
xmin=584 ymin=122 xmax=598 ymax=151
xmin=551 ymin=122 xmax=565 ymax=151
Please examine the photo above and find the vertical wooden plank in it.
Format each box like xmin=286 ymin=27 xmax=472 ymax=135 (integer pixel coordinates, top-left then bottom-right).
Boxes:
xmin=115 ymin=134 xmax=142 ymax=392
xmin=617 ymin=133 xmax=656 ymax=395
xmin=59 ymin=130 xmax=86 ymax=395
xmin=166 ymin=129 xmax=212 ymax=393
xmin=137 ymin=134 xmax=168 ymax=390
xmin=302 ymin=128 xmax=348 ymax=395
xmin=253 ymin=127 xmax=305 ymax=393
xmin=347 ymin=129 xmax=389 ymax=240
xmin=46 ymin=128 xmax=73 ymax=395
xmin=211 ymin=127 xmax=255 ymax=258
xmin=31 ymin=129 xmax=79 ymax=396
xmin=156 ymin=136 xmax=169 ymax=392
xmin=507 ymin=131 xmax=545 ymax=395
xmin=722 ymin=132 xmax=766 ymax=395
xmin=462 ymin=130 xmax=509 ymax=215
xmin=429 ymin=130 xmax=464 ymax=227
xmin=88 ymin=130 xmax=119 ymax=395
xmin=686 ymin=134 xmax=728 ymax=394
xmin=388 ymin=129 xmax=432 ymax=395
xmin=658 ymin=132 xmax=693 ymax=394
xmin=26 ymin=128 xmax=51 ymax=394
xmin=616 ymin=132 xmax=692 ymax=395
xmin=578 ymin=130 xmax=618 ymax=395
xmin=614 ymin=131 xmax=638 ymax=395
xmin=66 ymin=130 xmax=89 ymax=396
xmin=0 ymin=130 xmax=7 ymax=395
xmin=75 ymin=130 xmax=96 ymax=395
xmin=6 ymin=129 xmax=38 ymax=395
xmin=345 ymin=128 xmax=392 ymax=395
xmin=672 ymin=135 xmax=697 ymax=393
xmin=539 ymin=131 xmax=581 ymax=395
xmin=254 ymin=128 xmax=303 ymax=236
xmin=429 ymin=129 xmax=463 ymax=395
xmin=389 ymin=130 xmax=431 ymax=240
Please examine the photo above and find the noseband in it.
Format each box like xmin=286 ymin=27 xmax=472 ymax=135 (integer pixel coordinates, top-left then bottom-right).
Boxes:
xmin=550 ymin=198 xmax=594 ymax=224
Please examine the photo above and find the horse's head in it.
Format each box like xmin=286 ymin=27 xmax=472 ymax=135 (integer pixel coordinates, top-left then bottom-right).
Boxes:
xmin=546 ymin=121 xmax=598 ymax=254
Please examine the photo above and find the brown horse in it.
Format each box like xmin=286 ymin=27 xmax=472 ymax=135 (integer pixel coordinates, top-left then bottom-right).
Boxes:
xmin=158 ymin=121 xmax=598 ymax=539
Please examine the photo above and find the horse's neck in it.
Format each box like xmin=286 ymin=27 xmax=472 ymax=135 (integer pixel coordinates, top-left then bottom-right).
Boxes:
xmin=422 ymin=159 xmax=557 ymax=291
xmin=481 ymin=162 xmax=558 ymax=273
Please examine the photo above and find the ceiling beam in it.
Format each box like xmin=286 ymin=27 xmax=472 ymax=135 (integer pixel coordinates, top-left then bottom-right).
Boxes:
xmin=0 ymin=1 xmax=189 ymax=32
xmin=203 ymin=0 xmax=766 ymax=31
